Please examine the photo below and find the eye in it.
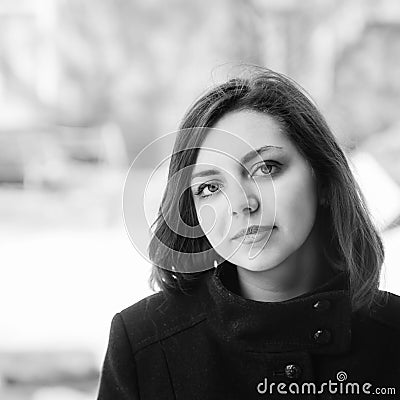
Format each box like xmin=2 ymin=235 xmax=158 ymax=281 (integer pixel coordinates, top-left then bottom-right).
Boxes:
xmin=193 ymin=182 xmax=222 ymax=199
xmin=251 ymin=161 xmax=281 ymax=177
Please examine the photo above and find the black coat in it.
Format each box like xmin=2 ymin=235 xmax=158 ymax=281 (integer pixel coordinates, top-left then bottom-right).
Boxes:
xmin=97 ymin=263 xmax=400 ymax=399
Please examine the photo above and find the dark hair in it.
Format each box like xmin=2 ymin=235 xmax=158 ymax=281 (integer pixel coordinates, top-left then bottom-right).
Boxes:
xmin=148 ymin=66 xmax=385 ymax=311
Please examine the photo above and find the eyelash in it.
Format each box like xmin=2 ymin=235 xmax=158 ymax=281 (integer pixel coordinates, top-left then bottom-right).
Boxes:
xmin=251 ymin=160 xmax=281 ymax=177
xmin=194 ymin=182 xmax=222 ymax=199
xmin=193 ymin=161 xmax=281 ymax=199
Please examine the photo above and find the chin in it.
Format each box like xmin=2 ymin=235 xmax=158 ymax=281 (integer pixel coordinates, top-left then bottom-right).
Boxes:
xmin=230 ymin=255 xmax=278 ymax=273
xmin=230 ymin=245 xmax=291 ymax=271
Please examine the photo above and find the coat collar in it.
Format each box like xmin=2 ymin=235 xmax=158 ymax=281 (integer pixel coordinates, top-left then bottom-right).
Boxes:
xmin=205 ymin=261 xmax=352 ymax=355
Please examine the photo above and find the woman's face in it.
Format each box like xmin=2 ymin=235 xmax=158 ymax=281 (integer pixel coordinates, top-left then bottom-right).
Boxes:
xmin=190 ymin=110 xmax=319 ymax=272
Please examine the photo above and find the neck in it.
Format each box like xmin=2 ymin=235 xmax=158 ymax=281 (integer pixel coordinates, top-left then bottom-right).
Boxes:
xmin=236 ymin=224 xmax=333 ymax=302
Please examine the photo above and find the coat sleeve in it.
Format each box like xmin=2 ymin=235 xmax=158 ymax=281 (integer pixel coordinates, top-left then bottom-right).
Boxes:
xmin=97 ymin=312 xmax=140 ymax=400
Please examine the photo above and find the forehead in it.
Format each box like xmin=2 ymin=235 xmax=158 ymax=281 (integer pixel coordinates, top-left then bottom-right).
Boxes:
xmin=194 ymin=110 xmax=293 ymax=167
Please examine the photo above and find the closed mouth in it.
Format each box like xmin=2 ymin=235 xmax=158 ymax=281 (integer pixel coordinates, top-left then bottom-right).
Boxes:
xmin=231 ymin=225 xmax=275 ymax=240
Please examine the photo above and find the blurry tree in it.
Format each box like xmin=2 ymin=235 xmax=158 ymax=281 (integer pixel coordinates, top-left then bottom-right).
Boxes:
xmin=333 ymin=22 xmax=400 ymax=143
xmin=55 ymin=0 xmax=264 ymax=165
xmin=2 ymin=0 xmax=400 ymax=170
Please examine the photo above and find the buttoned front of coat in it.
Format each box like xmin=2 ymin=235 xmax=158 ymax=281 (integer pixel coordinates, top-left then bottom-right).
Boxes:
xmin=97 ymin=263 xmax=400 ymax=399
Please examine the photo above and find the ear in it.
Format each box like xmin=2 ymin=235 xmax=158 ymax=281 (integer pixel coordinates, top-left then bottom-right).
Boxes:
xmin=311 ymin=168 xmax=327 ymax=206
xmin=310 ymin=167 xmax=317 ymax=180
xmin=319 ymin=185 xmax=328 ymax=206
xmin=316 ymin=181 xmax=327 ymax=206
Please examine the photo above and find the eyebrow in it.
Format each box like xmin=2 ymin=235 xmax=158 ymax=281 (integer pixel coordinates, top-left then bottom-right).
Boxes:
xmin=240 ymin=145 xmax=283 ymax=165
xmin=191 ymin=169 xmax=221 ymax=179
xmin=191 ymin=145 xmax=283 ymax=179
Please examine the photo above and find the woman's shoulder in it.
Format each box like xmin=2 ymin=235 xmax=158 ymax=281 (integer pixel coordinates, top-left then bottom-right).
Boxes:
xmin=365 ymin=290 xmax=400 ymax=332
xmin=115 ymin=285 xmax=209 ymax=354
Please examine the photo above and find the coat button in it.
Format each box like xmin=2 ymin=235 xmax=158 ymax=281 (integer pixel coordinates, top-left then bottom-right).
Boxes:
xmin=285 ymin=364 xmax=302 ymax=379
xmin=312 ymin=329 xmax=331 ymax=344
xmin=312 ymin=299 xmax=331 ymax=311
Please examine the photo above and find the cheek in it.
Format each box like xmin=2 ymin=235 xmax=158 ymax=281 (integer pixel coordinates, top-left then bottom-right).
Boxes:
xmin=196 ymin=200 xmax=231 ymax=244
xmin=197 ymin=204 xmax=217 ymax=237
xmin=278 ymin=170 xmax=318 ymax=230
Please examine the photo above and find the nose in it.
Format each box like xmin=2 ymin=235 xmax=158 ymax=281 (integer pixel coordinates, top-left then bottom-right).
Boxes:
xmin=231 ymin=187 xmax=259 ymax=215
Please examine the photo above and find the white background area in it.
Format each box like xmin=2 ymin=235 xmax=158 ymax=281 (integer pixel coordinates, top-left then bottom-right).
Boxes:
xmin=2 ymin=154 xmax=400 ymax=362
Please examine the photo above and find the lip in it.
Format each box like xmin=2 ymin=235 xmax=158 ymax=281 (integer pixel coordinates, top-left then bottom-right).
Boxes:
xmin=231 ymin=225 xmax=275 ymax=242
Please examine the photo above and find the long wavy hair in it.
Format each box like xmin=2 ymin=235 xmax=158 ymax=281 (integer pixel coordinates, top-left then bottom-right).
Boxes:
xmin=147 ymin=66 xmax=385 ymax=311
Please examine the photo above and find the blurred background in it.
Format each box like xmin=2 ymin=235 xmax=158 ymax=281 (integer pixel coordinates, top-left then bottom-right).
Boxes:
xmin=1 ymin=0 xmax=400 ymax=399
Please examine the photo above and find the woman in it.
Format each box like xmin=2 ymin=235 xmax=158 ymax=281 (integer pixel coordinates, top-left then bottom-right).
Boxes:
xmin=97 ymin=67 xmax=400 ymax=399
